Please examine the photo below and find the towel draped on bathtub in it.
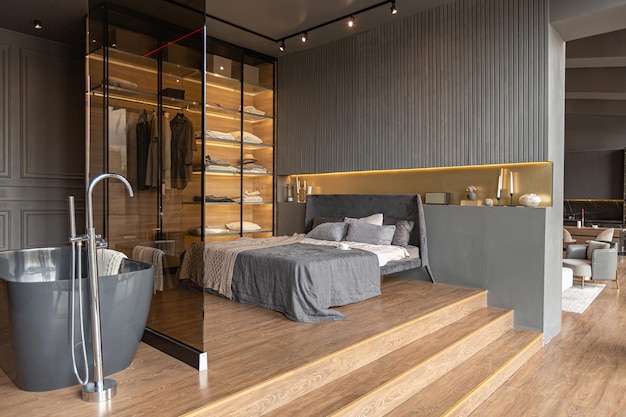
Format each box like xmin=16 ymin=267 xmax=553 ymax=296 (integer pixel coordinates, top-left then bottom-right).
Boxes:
xmin=96 ymin=249 xmax=127 ymax=277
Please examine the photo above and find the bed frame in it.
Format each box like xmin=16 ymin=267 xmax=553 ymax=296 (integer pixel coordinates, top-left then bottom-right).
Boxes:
xmin=304 ymin=194 xmax=434 ymax=282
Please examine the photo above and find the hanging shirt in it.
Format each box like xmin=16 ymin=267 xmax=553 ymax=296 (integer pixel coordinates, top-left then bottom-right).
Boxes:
xmin=145 ymin=110 xmax=160 ymax=188
xmin=170 ymin=113 xmax=195 ymax=190
xmin=162 ymin=112 xmax=172 ymax=190
xmin=136 ymin=109 xmax=151 ymax=190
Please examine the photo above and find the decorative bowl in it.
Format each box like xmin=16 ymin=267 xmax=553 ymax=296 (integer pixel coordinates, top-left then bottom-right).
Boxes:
xmin=519 ymin=193 xmax=542 ymax=207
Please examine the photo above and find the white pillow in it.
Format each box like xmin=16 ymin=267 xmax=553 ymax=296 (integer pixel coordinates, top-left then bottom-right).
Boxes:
xmin=229 ymin=131 xmax=263 ymax=144
xmin=225 ymin=221 xmax=262 ymax=231
xmin=344 ymin=213 xmax=383 ymax=226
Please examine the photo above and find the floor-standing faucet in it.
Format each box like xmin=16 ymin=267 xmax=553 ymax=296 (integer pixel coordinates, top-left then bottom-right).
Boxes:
xmin=82 ymin=173 xmax=134 ymax=402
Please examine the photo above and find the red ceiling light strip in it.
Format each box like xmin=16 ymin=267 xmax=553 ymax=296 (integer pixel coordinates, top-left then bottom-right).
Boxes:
xmin=143 ymin=26 xmax=204 ymax=57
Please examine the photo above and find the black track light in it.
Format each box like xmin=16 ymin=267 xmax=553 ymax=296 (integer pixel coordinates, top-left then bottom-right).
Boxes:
xmin=301 ymin=32 xmax=308 ymax=43
xmin=347 ymin=15 xmax=355 ymax=28
xmin=390 ymin=1 xmax=398 ymax=15
xmin=34 ymin=20 xmax=43 ymax=30
xmin=279 ymin=40 xmax=286 ymax=52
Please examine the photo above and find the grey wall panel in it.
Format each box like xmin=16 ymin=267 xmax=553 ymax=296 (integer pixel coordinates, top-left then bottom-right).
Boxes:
xmin=0 ymin=44 xmax=8 ymax=178
xmin=0 ymin=28 xmax=85 ymax=250
xmin=22 ymin=210 xmax=69 ymax=248
xmin=20 ymin=48 xmax=84 ymax=180
xmin=277 ymin=0 xmax=549 ymax=175
xmin=0 ymin=211 xmax=8 ymax=251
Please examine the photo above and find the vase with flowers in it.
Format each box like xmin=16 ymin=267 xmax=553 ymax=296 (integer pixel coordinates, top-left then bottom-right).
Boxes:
xmin=466 ymin=185 xmax=477 ymax=200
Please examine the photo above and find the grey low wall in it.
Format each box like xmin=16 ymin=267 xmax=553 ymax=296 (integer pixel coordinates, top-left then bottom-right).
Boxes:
xmin=423 ymin=205 xmax=551 ymax=335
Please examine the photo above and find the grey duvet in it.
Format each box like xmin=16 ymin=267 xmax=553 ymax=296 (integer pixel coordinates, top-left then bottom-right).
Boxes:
xmin=231 ymin=243 xmax=381 ymax=321
xmin=180 ymin=239 xmax=381 ymax=321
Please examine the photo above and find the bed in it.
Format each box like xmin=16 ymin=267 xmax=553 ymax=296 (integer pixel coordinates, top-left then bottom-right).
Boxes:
xmin=178 ymin=194 xmax=432 ymax=322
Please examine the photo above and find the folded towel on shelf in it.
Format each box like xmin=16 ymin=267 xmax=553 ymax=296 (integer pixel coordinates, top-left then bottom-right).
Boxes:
xmin=194 ymin=130 xmax=236 ymax=141
xmin=132 ymin=245 xmax=165 ymax=294
xmin=205 ymin=155 xmax=231 ymax=167
xmin=206 ymin=165 xmax=239 ymax=173
xmin=238 ymin=164 xmax=268 ymax=173
xmin=241 ymin=105 xmax=265 ymax=116
xmin=193 ymin=195 xmax=235 ymax=203
xmin=96 ymin=249 xmax=128 ymax=277
xmin=187 ymin=226 xmax=229 ymax=235
xmin=234 ymin=195 xmax=264 ymax=203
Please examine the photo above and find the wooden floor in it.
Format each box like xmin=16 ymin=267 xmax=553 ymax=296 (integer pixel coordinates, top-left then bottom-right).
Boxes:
xmin=1 ymin=262 xmax=625 ymax=416
xmin=471 ymin=258 xmax=626 ymax=417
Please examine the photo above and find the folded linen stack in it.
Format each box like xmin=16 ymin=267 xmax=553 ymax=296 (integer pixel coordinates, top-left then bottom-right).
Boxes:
xmin=233 ymin=190 xmax=263 ymax=203
xmin=194 ymin=130 xmax=236 ymax=141
xmin=241 ymin=105 xmax=265 ymax=115
xmin=205 ymin=155 xmax=238 ymax=173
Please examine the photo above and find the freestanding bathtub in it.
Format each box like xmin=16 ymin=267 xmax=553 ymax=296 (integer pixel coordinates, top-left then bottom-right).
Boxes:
xmin=0 ymin=246 xmax=154 ymax=392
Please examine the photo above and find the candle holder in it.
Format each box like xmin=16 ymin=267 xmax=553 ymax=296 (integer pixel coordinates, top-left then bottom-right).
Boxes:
xmin=497 ymin=196 xmax=501 ymax=206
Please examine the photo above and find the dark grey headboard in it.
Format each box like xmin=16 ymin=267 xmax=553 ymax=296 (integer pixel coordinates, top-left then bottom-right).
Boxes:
xmin=304 ymin=194 xmax=430 ymax=276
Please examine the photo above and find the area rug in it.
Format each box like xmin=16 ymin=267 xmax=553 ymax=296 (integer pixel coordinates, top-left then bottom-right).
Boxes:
xmin=562 ymin=283 xmax=605 ymax=314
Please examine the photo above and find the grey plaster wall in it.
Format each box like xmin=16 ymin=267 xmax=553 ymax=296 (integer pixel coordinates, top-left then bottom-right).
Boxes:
xmin=423 ymin=205 xmax=546 ymax=333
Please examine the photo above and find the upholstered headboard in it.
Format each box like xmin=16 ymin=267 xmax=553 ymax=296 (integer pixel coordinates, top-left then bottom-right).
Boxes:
xmin=304 ymin=194 xmax=432 ymax=280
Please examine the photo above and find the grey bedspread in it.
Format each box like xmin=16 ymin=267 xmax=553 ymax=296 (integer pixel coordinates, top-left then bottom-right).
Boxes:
xmin=231 ymin=243 xmax=381 ymax=322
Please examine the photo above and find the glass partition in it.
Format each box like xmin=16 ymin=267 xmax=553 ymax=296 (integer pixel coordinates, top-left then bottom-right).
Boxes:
xmin=86 ymin=1 xmax=275 ymax=362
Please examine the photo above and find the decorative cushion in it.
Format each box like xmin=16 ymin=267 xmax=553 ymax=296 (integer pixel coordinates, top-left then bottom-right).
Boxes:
xmin=305 ymin=222 xmax=349 ymax=241
xmin=345 ymin=221 xmax=396 ymax=245
xmin=586 ymin=240 xmax=610 ymax=260
xmin=383 ymin=219 xmax=415 ymax=246
xmin=344 ymin=213 xmax=384 ymax=226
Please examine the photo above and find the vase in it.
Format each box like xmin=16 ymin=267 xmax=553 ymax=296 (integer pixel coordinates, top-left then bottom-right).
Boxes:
xmin=519 ymin=193 xmax=542 ymax=207
xmin=467 ymin=192 xmax=476 ymax=200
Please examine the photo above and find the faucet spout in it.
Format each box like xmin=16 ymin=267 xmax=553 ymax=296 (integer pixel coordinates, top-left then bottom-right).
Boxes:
xmin=86 ymin=173 xmax=134 ymax=230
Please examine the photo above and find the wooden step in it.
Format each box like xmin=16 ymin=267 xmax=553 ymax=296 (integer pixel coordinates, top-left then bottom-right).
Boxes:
xmin=265 ymin=307 xmax=514 ymax=417
xmin=386 ymin=328 xmax=543 ymax=417
xmin=181 ymin=289 xmax=488 ymax=417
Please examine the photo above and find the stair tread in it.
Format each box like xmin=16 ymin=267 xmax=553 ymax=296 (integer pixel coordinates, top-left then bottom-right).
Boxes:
xmin=386 ymin=328 xmax=542 ymax=417
xmin=264 ymin=307 xmax=513 ymax=417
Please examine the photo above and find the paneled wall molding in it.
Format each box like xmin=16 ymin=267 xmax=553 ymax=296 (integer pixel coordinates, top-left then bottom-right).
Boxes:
xmin=277 ymin=0 xmax=549 ymax=175
xmin=20 ymin=48 xmax=84 ymax=180
xmin=21 ymin=209 xmax=72 ymax=248
xmin=0 ymin=28 xmax=85 ymax=250
xmin=0 ymin=44 xmax=9 ymax=179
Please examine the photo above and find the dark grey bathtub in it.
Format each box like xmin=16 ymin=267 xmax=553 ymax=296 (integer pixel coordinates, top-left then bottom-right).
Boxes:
xmin=0 ymin=246 xmax=153 ymax=392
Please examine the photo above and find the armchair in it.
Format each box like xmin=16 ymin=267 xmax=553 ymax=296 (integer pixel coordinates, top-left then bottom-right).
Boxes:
xmin=563 ymin=240 xmax=619 ymax=288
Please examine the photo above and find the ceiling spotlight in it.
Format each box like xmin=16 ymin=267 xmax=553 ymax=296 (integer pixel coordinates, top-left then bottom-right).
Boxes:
xmin=33 ymin=20 xmax=43 ymax=30
xmin=279 ymin=40 xmax=286 ymax=52
xmin=347 ymin=15 xmax=355 ymax=28
xmin=390 ymin=1 xmax=398 ymax=15
xmin=301 ymin=32 xmax=308 ymax=43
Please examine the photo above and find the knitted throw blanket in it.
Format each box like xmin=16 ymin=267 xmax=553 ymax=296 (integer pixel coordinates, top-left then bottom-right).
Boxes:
xmin=179 ymin=234 xmax=304 ymax=298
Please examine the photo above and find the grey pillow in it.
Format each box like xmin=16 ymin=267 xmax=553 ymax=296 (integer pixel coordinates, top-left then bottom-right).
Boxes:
xmin=312 ymin=216 xmax=342 ymax=230
xmin=306 ymin=222 xmax=348 ymax=241
xmin=586 ymin=240 xmax=610 ymax=260
xmin=345 ymin=221 xmax=396 ymax=245
xmin=384 ymin=219 xmax=415 ymax=246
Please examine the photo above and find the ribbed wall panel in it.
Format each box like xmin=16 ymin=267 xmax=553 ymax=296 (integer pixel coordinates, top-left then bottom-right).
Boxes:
xmin=276 ymin=0 xmax=549 ymax=174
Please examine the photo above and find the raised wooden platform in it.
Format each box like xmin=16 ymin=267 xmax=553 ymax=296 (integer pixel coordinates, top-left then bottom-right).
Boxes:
xmin=0 ymin=277 xmax=541 ymax=416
